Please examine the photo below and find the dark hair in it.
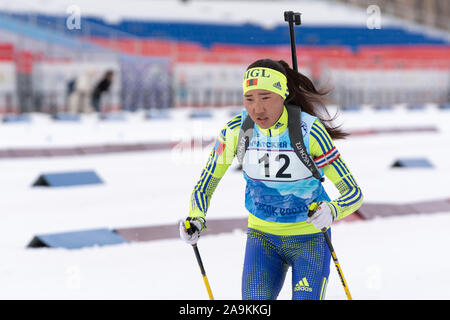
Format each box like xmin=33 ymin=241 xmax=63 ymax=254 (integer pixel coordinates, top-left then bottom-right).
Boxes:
xmin=246 ymin=59 xmax=348 ymax=140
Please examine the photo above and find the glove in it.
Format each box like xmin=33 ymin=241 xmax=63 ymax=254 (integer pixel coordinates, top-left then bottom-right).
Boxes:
xmin=306 ymin=201 xmax=337 ymax=230
xmin=179 ymin=217 xmax=207 ymax=245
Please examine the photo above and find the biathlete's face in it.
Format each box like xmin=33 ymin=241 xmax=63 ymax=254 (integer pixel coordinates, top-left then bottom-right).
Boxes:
xmin=244 ymin=89 xmax=284 ymax=129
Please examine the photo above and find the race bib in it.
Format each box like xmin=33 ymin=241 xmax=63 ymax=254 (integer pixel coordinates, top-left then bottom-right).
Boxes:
xmin=243 ymin=147 xmax=312 ymax=182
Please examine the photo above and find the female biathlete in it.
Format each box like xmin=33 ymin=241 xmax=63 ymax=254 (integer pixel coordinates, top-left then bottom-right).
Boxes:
xmin=179 ymin=59 xmax=363 ymax=300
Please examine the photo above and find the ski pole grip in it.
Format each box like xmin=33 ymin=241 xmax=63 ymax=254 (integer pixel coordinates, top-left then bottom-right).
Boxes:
xmin=184 ymin=219 xmax=194 ymax=235
xmin=308 ymin=202 xmax=319 ymax=217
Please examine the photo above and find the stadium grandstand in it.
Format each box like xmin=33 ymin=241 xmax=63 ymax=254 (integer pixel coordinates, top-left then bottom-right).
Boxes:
xmin=0 ymin=0 xmax=448 ymax=114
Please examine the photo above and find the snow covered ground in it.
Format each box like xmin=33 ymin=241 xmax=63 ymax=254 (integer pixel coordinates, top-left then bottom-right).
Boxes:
xmin=0 ymin=105 xmax=449 ymax=300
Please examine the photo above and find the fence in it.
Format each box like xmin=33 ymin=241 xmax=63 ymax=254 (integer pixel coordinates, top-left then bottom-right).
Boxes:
xmin=321 ymin=57 xmax=450 ymax=106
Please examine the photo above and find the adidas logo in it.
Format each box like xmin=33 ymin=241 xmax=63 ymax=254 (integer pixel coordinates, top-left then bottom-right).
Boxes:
xmin=272 ymin=81 xmax=282 ymax=90
xmin=294 ymin=277 xmax=313 ymax=292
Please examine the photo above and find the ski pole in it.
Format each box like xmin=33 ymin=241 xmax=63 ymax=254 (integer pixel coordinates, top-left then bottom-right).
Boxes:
xmin=308 ymin=204 xmax=353 ymax=300
xmin=321 ymin=227 xmax=353 ymax=300
xmin=284 ymin=11 xmax=302 ymax=71
xmin=184 ymin=220 xmax=214 ymax=300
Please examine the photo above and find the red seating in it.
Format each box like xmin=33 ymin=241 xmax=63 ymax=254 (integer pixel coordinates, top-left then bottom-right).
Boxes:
xmin=11 ymin=36 xmax=450 ymax=74
xmin=86 ymin=37 xmax=450 ymax=71
xmin=357 ymin=45 xmax=450 ymax=61
xmin=0 ymin=43 xmax=14 ymax=61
